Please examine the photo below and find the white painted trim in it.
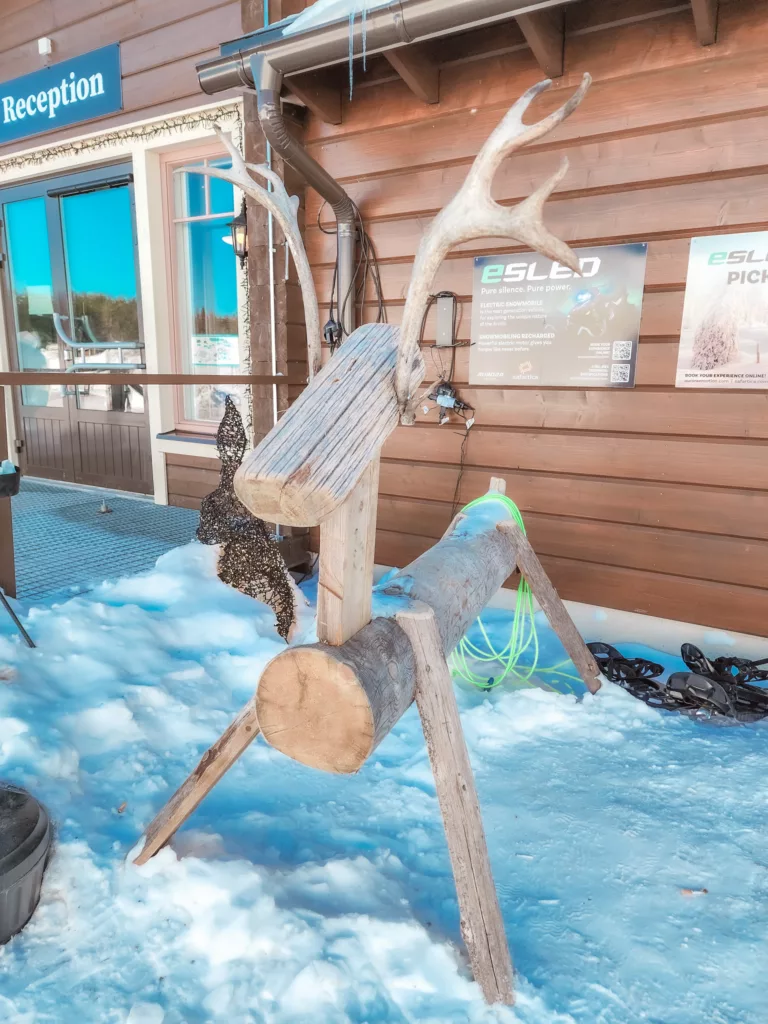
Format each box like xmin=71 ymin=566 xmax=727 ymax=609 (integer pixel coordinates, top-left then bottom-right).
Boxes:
xmin=0 ymin=98 xmax=243 ymax=183
xmin=132 ymin=146 xmax=175 ymax=505
xmin=155 ymin=436 xmax=219 ymax=461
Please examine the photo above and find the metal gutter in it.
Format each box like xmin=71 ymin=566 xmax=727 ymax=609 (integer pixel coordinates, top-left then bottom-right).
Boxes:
xmin=198 ymin=0 xmax=577 ymax=91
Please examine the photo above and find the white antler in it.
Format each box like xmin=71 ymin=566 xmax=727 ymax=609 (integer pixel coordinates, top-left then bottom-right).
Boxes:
xmin=185 ymin=126 xmax=322 ymax=379
xmin=394 ymin=74 xmax=592 ymax=423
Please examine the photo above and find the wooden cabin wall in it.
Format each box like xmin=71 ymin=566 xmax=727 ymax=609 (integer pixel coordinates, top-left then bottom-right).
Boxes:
xmin=0 ymin=0 xmax=242 ymax=156
xmin=165 ymin=453 xmax=220 ymax=511
xmin=303 ymin=0 xmax=768 ymax=636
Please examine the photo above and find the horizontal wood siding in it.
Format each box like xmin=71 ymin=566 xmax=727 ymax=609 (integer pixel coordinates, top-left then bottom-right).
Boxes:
xmin=306 ymin=0 xmax=768 ymax=636
xmin=0 ymin=0 xmax=241 ymax=155
xmin=166 ymin=452 xmax=220 ymax=510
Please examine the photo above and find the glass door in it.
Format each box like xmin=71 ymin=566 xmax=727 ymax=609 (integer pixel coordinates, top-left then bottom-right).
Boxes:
xmin=2 ymin=194 xmax=74 ymax=481
xmin=1 ymin=165 xmax=152 ymax=493
xmin=59 ymin=184 xmax=145 ymax=414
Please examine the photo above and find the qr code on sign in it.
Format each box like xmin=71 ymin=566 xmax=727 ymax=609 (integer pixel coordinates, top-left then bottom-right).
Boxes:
xmin=610 ymin=363 xmax=631 ymax=384
xmin=612 ymin=340 xmax=633 ymax=360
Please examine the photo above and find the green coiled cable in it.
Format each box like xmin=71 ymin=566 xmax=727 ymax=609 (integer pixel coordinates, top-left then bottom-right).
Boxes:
xmin=449 ymin=492 xmax=581 ymax=692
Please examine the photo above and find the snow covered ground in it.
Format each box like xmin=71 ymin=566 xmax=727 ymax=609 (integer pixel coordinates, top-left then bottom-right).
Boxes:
xmin=0 ymin=543 xmax=766 ymax=1023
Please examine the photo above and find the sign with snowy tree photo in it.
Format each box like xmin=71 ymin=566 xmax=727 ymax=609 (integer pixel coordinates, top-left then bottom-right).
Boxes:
xmin=676 ymin=232 xmax=768 ymax=388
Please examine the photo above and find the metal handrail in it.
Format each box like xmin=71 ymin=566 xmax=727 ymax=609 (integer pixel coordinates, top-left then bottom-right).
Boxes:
xmin=52 ymin=313 xmax=143 ymax=351
xmin=0 ymin=371 xmax=305 ymax=385
xmin=66 ymin=363 xmax=147 ymax=373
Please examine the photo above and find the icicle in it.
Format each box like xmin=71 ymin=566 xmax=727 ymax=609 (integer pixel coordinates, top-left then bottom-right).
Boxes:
xmin=284 ymin=0 xmax=396 ymax=97
xmin=347 ymin=3 xmax=369 ymax=100
xmin=362 ymin=0 xmax=369 ymax=72
xmin=348 ymin=7 xmax=355 ymax=99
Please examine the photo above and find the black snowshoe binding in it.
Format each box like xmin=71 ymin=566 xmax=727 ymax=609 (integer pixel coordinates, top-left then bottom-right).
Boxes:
xmin=586 ymin=642 xmax=663 ymax=684
xmin=587 ymin=642 xmax=768 ymax=723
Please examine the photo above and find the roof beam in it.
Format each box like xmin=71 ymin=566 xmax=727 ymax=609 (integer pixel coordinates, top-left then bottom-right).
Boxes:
xmin=516 ymin=8 xmax=565 ymax=78
xmin=384 ymin=43 xmax=439 ymax=104
xmin=285 ymin=69 xmax=342 ymax=124
xmin=690 ymin=0 xmax=718 ymax=45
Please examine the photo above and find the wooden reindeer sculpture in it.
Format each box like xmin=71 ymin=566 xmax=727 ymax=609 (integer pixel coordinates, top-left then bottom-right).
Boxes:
xmin=135 ymin=75 xmax=603 ymax=1007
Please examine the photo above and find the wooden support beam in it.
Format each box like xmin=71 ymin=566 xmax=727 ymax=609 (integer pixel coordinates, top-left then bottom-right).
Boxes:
xmin=133 ymin=698 xmax=261 ymax=865
xmin=516 ymin=9 xmax=565 ymax=78
xmin=317 ymin=458 xmax=380 ymax=645
xmin=285 ymin=69 xmax=342 ymax=124
xmin=498 ymin=521 xmax=602 ymax=694
xmin=397 ymin=605 xmax=514 ymax=1006
xmin=690 ymin=0 xmax=718 ymax=45
xmin=384 ymin=44 xmax=439 ymax=104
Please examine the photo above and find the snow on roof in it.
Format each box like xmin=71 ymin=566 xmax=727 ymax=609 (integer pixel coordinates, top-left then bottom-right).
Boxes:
xmin=282 ymin=0 xmax=398 ymax=36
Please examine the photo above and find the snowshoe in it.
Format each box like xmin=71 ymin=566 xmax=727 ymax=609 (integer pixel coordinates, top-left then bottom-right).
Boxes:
xmin=587 ymin=642 xmax=663 ymax=684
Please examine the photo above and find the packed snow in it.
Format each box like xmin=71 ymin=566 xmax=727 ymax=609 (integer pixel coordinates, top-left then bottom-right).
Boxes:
xmin=0 ymin=543 xmax=766 ymax=1023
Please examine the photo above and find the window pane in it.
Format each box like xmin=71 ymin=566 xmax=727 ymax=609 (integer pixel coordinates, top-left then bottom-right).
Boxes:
xmin=4 ymin=197 xmax=62 ymax=407
xmin=61 ymin=186 xmax=143 ymax=414
xmin=209 ymin=158 xmax=235 ymax=215
xmin=175 ymin=163 xmax=206 ymax=218
xmin=176 ymin=215 xmax=242 ymax=423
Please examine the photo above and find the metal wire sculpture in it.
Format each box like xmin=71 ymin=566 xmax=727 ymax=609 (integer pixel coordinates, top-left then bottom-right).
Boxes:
xmin=197 ymin=396 xmax=295 ymax=640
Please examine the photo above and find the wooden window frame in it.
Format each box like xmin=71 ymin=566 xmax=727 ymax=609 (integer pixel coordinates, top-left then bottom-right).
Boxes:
xmin=160 ymin=139 xmax=241 ymax=435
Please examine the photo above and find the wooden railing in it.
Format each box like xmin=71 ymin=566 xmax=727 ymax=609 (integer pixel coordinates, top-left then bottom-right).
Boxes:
xmin=0 ymin=372 xmax=306 ymax=385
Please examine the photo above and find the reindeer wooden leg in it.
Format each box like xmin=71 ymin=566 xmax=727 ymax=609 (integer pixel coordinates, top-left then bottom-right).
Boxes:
xmin=497 ymin=521 xmax=602 ymax=694
xmin=396 ymin=605 xmax=515 ymax=1006
xmin=317 ymin=458 xmax=380 ymax=645
xmin=133 ymin=698 xmax=261 ymax=865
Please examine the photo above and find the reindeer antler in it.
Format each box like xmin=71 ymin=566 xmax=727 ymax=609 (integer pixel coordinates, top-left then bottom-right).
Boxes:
xmin=394 ymin=74 xmax=592 ymax=423
xmin=185 ymin=127 xmax=322 ymax=379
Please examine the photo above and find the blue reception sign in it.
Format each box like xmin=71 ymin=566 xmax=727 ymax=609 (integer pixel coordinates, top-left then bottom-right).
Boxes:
xmin=0 ymin=45 xmax=122 ymax=146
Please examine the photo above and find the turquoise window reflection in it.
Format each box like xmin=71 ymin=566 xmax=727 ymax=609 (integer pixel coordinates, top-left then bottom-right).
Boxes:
xmin=61 ymin=186 xmax=143 ymax=413
xmin=5 ymin=197 xmax=61 ymax=407
xmin=61 ymin=187 xmax=140 ymax=345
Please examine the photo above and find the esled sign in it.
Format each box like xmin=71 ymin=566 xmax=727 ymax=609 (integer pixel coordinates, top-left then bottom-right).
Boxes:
xmin=0 ymin=45 xmax=122 ymax=146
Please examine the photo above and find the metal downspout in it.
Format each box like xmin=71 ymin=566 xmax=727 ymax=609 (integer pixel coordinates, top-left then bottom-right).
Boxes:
xmin=262 ymin=8 xmax=278 ymax=429
xmin=249 ymin=52 xmax=357 ymax=338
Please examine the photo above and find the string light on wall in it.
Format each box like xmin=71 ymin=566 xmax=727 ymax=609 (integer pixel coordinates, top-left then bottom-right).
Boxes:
xmin=0 ymin=104 xmax=242 ymax=174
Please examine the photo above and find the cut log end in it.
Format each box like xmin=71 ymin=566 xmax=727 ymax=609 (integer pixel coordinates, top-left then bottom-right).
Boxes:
xmin=233 ymin=470 xmax=333 ymax=528
xmin=256 ymin=617 xmax=417 ymax=774
xmin=257 ymin=646 xmax=376 ymax=773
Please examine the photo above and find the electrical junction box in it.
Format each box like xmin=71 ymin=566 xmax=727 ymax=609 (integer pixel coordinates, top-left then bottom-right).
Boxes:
xmin=435 ymin=293 xmax=455 ymax=347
